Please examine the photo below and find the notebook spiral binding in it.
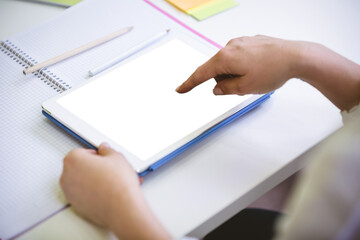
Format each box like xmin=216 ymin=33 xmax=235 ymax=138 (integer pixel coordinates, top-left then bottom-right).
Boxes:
xmin=0 ymin=40 xmax=71 ymax=93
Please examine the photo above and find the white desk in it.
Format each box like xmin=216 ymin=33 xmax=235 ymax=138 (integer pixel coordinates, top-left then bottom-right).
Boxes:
xmin=2 ymin=0 xmax=359 ymax=239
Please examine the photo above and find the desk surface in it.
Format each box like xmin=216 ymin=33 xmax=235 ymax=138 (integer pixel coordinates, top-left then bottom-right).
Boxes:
xmin=2 ymin=0 xmax=359 ymax=239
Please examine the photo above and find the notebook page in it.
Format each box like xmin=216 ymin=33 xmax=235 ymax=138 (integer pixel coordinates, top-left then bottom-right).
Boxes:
xmin=0 ymin=0 xmax=219 ymax=238
xmin=0 ymin=45 xmax=83 ymax=239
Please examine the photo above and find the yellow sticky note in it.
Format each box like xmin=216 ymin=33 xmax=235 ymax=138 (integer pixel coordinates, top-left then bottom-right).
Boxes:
xmin=166 ymin=0 xmax=212 ymax=11
xmin=187 ymin=0 xmax=238 ymax=21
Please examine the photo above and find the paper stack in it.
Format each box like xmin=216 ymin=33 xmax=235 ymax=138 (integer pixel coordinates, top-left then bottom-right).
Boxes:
xmin=166 ymin=0 xmax=238 ymax=20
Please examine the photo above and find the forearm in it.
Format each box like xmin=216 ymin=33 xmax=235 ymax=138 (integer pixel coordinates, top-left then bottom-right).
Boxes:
xmin=293 ymin=41 xmax=360 ymax=111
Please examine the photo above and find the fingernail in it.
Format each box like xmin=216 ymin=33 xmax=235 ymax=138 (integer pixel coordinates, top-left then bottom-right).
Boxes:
xmin=213 ymin=87 xmax=224 ymax=95
xmin=175 ymin=86 xmax=181 ymax=92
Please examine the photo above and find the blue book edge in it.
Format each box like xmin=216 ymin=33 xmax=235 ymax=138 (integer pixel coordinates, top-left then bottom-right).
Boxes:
xmin=42 ymin=92 xmax=272 ymax=177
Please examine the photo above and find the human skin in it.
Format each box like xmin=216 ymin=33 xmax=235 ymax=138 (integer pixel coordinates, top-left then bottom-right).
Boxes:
xmin=176 ymin=35 xmax=360 ymax=111
xmin=61 ymin=35 xmax=360 ymax=239
xmin=60 ymin=143 xmax=171 ymax=240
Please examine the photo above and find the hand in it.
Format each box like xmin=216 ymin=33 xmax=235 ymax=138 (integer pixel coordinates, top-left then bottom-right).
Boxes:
xmin=60 ymin=143 xmax=141 ymax=227
xmin=60 ymin=143 xmax=171 ymax=240
xmin=177 ymin=35 xmax=360 ymax=111
xmin=176 ymin=35 xmax=300 ymax=95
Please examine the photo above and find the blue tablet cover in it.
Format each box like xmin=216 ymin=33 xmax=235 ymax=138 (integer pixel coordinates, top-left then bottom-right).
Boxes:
xmin=42 ymin=92 xmax=272 ymax=177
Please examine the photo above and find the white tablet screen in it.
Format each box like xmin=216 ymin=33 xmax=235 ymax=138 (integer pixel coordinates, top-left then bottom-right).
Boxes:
xmin=57 ymin=39 xmax=249 ymax=160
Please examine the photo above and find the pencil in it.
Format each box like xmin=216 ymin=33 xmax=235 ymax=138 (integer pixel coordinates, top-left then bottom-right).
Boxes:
xmin=88 ymin=29 xmax=171 ymax=77
xmin=23 ymin=26 xmax=133 ymax=75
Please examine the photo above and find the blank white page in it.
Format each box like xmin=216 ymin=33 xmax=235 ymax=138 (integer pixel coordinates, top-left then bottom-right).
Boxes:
xmin=57 ymin=39 xmax=250 ymax=161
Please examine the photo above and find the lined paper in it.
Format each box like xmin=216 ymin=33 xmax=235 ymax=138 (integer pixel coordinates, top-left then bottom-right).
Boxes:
xmin=0 ymin=0 xmax=219 ymax=238
xmin=0 ymin=45 xmax=83 ymax=239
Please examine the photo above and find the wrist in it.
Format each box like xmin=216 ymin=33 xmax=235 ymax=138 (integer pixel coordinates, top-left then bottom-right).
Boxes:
xmin=106 ymin=184 xmax=171 ymax=240
xmin=283 ymin=40 xmax=312 ymax=81
xmin=103 ymin=176 xmax=142 ymax=228
xmin=284 ymin=40 xmax=360 ymax=110
xmin=289 ymin=40 xmax=329 ymax=85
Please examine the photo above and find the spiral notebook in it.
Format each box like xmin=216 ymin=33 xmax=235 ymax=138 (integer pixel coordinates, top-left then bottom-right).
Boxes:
xmin=0 ymin=0 xmax=270 ymax=239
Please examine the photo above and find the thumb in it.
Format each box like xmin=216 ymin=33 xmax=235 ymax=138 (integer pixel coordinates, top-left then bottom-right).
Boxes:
xmin=213 ymin=76 xmax=249 ymax=96
xmin=97 ymin=142 xmax=116 ymax=156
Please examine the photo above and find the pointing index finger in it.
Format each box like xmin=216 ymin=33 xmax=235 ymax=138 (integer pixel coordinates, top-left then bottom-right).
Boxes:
xmin=176 ymin=56 xmax=218 ymax=93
